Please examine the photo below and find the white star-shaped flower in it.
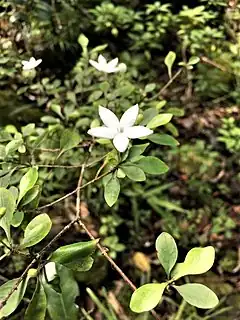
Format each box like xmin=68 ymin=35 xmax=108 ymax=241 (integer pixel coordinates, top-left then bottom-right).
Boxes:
xmin=22 ymin=57 xmax=42 ymax=70
xmin=88 ymin=104 xmax=153 ymax=152
xmin=89 ymin=54 xmax=127 ymax=73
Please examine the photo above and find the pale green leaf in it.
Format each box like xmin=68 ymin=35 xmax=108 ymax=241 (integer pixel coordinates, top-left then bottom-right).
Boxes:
xmin=21 ymin=185 xmax=40 ymax=207
xmin=156 ymin=232 xmax=178 ymax=277
xmin=0 ymin=188 xmax=16 ymax=241
xmin=148 ymin=134 xmax=179 ymax=146
xmin=121 ymin=165 xmax=146 ymax=182
xmin=145 ymin=83 xmax=156 ymax=93
xmin=22 ymin=124 xmax=35 ymax=137
xmin=18 ymin=167 xmax=38 ymax=205
xmin=147 ymin=114 xmax=173 ymax=129
xmin=171 ymin=247 xmax=215 ymax=280
xmin=164 ymin=51 xmax=176 ymax=78
xmin=5 ymin=139 xmax=23 ymax=155
xmin=137 ymin=156 xmax=169 ymax=175
xmin=174 ymin=284 xmax=219 ymax=309
xmin=104 ymin=175 xmax=120 ymax=207
xmin=21 ymin=213 xmax=52 ymax=248
xmin=11 ymin=211 xmax=24 ymax=227
xmin=78 ymin=34 xmax=89 ymax=49
xmin=130 ymin=283 xmax=167 ymax=313
xmin=0 ymin=276 xmax=30 ymax=318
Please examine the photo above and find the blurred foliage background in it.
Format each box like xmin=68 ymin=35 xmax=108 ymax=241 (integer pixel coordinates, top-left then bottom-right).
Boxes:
xmin=0 ymin=0 xmax=240 ymax=319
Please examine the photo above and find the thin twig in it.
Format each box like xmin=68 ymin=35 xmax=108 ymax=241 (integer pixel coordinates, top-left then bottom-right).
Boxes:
xmin=76 ymin=164 xmax=86 ymax=218
xmin=38 ymin=169 xmax=114 ymax=210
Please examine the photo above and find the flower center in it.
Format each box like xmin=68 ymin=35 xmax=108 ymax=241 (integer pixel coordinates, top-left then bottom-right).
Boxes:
xmin=119 ymin=127 xmax=125 ymax=133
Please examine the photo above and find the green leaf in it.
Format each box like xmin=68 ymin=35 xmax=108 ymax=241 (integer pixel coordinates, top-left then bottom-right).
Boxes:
xmin=164 ymin=51 xmax=176 ymax=78
xmin=121 ymin=165 xmax=146 ymax=182
xmin=128 ymin=143 xmax=149 ymax=162
xmin=0 ymin=188 xmax=16 ymax=241
xmin=60 ymin=129 xmax=81 ymax=154
xmin=188 ymin=56 xmax=200 ymax=65
xmin=145 ymin=83 xmax=156 ymax=93
xmin=21 ymin=185 xmax=40 ymax=207
xmin=18 ymin=167 xmax=38 ymax=205
xmin=173 ymin=284 xmax=219 ymax=309
xmin=0 ymin=207 xmax=6 ymax=218
xmin=5 ymin=139 xmax=23 ymax=155
xmin=151 ymin=199 xmax=185 ymax=213
xmin=21 ymin=213 xmax=52 ymax=248
xmin=50 ymin=104 xmax=64 ymax=119
xmin=43 ymin=264 xmax=79 ymax=320
xmin=25 ymin=281 xmax=47 ymax=320
xmin=41 ymin=116 xmax=60 ymax=124
xmin=147 ymin=114 xmax=173 ymax=129
xmin=22 ymin=124 xmax=35 ymax=137
xmin=171 ymin=247 xmax=215 ymax=280
xmin=115 ymin=84 xmax=135 ymax=98
xmin=137 ymin=157 xmax=169 ymax=175
xmin=148 ymin=134 xmax=179 ymax=147
xmin=130 ymin=283 xmax=167 ymax=313
xmin=156 ymin=232 xmax=178 ymax=277
xmin=0 ymin=276 xmax=30 ymax=318
xmin=50 ymin=240 xmax=98 ymax=271
xmin=11 ymin=211 xmax=24 ymax=227
xmin=104 ymin=175 xmax=120 ymax=207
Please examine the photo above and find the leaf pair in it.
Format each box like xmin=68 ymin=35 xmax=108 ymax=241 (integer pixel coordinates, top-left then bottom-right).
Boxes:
xmin=130 ymin=232 xmax=218 ymax=313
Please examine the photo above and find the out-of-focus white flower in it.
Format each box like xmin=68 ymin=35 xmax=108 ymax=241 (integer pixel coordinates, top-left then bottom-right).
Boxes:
xmin=89 ymin=54 xmax=127 ymax=73
xmin=88 ymin=104 xmax=153 ymax=152
xmin=22 ymin=57 xmax=42 ymax=70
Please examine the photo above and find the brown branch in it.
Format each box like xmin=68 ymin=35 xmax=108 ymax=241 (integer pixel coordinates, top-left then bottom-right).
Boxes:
xmin=200 ymin=56 xmax=228 ymax=72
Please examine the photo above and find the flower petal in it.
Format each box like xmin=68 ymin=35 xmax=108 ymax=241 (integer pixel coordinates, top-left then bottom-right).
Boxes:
xmin=113 ymin=133 xmax=129 ymax=152
xmin=124 ymin=126 xmax=153 ymax=139
xmin=35 ymin=59 xmax=42 ymax=67
xmin=87 ymin=127 xmax=117 ymax=139
xmin=99 ymin=106 xmax=120 ymax=128
xmin=98 ymin=54 xmax=106 ymax=64
xmin=120 ymin=104 xmax=139 ymax=127
xmin=107 ymin=57 xmax=119 ymax=69
xmin=89 ymin=59 xmax=101 ymax=71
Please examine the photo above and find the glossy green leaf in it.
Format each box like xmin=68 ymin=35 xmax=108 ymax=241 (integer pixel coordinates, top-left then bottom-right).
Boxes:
xmin=60 ymin=129 xmax=81 ymax=153
xmin=43 ymin=264 xmax=79 ymax=320
xmin=171 ymin=247 xmax=215 ymax=280
xmin=147 ymin=114 xmax=173 ymax=129
xmin=156 ymin=232 xmax=178 ymax=277
xmin=21 ymin=213 xmax=52 ymax=248
xmin=25 ymin=281 xmax=47 ymax=320
xmin=21 ymin=185 xmax=40 ymax=207
xmin=0 ymin=276 xmax=30 ymax=318
xmin=50 ymin=240 xmax=98 ymax=271
xmin=148 ymin=134 xmax=179 ymax=146
xmin=137 ymin=156 xmax=169 ymax=175
xmin=121 ymin=165 xmax=146 ymax=181
xmin=0 ymin=188 xmax=16 ymax=240
xmin=104 ymin=175 xmax=120 ymax=207
xmin=11 ymin=211 xmax=24 ymax=227
xmin=164 ymin=51 xmax=176 ymax=78
xmin=130 ymin=283 xmax=167 ymax=313
xmin=0 ymin=207 xmax=6 ymax=218
xmin=17 ymin=167 xmax=38 ymax=205
xmin=174 ymin=284 xmax=219 ymax=309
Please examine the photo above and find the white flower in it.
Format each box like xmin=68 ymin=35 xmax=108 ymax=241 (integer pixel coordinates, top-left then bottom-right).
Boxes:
xmin=88 ymin=104 xmax=153 ymax=152
xmin=89 ymin=54 xmax=127 ymax=73
xmin=22 ymin=57 xmax=42 ymax=70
